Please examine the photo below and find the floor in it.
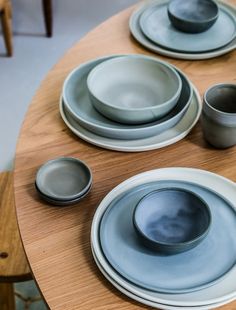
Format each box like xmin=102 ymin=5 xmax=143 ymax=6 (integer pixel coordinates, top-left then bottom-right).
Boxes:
xmin=0 ymin=0 xmax=137 ymax=171
xmin=0 ymin=0 xmax=137 ymax=308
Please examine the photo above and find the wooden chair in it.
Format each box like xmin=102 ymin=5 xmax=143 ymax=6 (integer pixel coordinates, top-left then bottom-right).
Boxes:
xmin=0 ymin=0 xmax=52 ymax=56
xmin=0 ymin=172 xmax=32 ymax=310
xmin=0 ymin=0 xmax=13 ymax=56
xmin=42 ymin=0 xmax=53 ymax=37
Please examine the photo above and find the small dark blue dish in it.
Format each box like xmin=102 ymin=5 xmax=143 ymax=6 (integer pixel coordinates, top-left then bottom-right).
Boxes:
xmin=133 ymin=188 xmax=211 ymax=254
xmin=168 ymin=0 xmax=219 ymax=33
xmin=35 ymin=181 xmax=92 ymax=206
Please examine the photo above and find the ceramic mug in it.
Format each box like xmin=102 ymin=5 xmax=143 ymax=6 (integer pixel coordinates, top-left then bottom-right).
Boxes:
xmin=201 ymin=83 xmax=236 ymax=148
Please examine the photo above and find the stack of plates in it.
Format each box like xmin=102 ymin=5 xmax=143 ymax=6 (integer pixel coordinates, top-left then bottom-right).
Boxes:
xmin=60 ymin=55 xmax=202 ymax=152
xmin=91 ymin=167 xmax=236 ymax=309
xmin=129 ymin=0 xmax=236 ymax=60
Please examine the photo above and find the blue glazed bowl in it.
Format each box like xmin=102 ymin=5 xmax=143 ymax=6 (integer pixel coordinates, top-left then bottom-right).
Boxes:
xmin=133 ymin=188 xmax=211 ymax=254
xmin=168 ymin=0 xmax=219 ymax=33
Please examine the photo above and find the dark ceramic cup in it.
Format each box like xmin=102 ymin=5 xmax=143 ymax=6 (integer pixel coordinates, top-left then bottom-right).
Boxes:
xmin=168 ymin=0 xmax=219 ymax=33
xmin=202 ymin=84 xmax=236 ymax=148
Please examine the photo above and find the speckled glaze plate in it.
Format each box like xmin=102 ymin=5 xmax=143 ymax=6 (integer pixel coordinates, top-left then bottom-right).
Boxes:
xmin=139 ymin=2 xmax=236 ymax=53
xmin=129 ymin=0 xmax=236 ymax=60
xmin=60 ymin=83 xmax=201 ymax=152
xmin=91 ymin=168 xmax=236 ymax=307
xmin=99 ymin=180 xmax=236 ymax=294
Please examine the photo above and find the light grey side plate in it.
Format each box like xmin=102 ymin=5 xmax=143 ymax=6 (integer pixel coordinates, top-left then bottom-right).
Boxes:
xmin=35 ymin=157 xmax=92 ymax=201
xmin=59 ymin=84 xmax=201 ymax=152
xmin=62 ymin=55 xmax=193 ymax=140
xmin=129 ymin=0 xmax=236 ymax=60
xmin=35 ymin=183 xmax=92 ymax=206
xmin=139 ymin=2 xmax=236 ymax=53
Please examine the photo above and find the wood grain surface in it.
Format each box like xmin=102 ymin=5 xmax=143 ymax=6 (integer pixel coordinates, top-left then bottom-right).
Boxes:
xmin=0 ymin=172 xmax=31 ymax=282
xmin=14 ymin=1 xmax=236 ymax=309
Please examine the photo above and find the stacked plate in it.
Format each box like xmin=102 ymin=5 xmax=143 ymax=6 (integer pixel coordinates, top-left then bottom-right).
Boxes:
xmin=35 ymin=157 xmax=92 ymax=206
xmin=60 ymin=54 xmax=202 ymax=152
xmin=129 ymin=0 xmax=236 ymax=60
xmin=91 ymin=167 xmax=236 ymax=309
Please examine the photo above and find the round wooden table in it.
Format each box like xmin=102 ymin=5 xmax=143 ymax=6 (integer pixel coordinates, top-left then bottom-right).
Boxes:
xmin=14 ymin=2 xmax=236 ymax=309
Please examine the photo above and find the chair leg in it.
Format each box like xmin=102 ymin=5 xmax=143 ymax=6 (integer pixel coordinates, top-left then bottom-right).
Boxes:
xmin=42 ymin=0 xmax=53 ymax=37
xmin=1 ymin=6 xmax=13 ymax=57
xmin=0 ymin=283 xmax=16 ymax=310
xmin=6 ymin=0 xmax=12 ymax=19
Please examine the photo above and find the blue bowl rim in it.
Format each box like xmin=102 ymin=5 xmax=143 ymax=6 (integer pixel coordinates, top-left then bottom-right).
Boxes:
xmin=133 ymin=187 xmax=212 ymax=248
xmin=168 ymin=0 xmax=219 ymax=24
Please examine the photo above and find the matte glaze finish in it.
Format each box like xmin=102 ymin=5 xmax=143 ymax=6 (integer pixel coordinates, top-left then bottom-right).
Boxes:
xmin=140 ymin=2 xmax=236 ymax=53
xmin=35 ymin=183 xmax=92 ymax=206
xmin=133 ymin=0 xmax=236 ymax=57
xmin=202 ymin=84 xmax=236 ymax=148
xmin=98 ymin=179 xmax=236 ymax=294
xmin=92 ymin=246 xmax=236 ymax=310
xmin=87 ymin=55 xmax=182 ymax=124
xmin=133 ymin=188 xmax=211 ymax=254
xmin=168 ymin=0 xmax=219 ymax=33
xmin=62 ymin=55 xmax=192 ymax=140
xmin=60 ymin=84 xmax=201 ymax=152
xmin=35 ymin=157 xmax=92 ymax=200
xmin=91 ymin=168 xmax=236 ymax=307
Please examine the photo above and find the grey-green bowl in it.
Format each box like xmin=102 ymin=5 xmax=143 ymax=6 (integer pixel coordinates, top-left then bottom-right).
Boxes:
xmin=87 ymin=55 xmax=182 ymax=124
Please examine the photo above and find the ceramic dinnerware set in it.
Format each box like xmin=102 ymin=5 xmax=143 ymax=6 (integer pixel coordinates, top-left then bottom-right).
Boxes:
xmin=129 ymin=0 xmax=236 ymax=60
xmin=34 ymin=0 xmax=236 ymax=309
xmin=91 ymin=167 xmax=236 ymax=309
xmin=60 ymin=54 xmax=202 ymax=152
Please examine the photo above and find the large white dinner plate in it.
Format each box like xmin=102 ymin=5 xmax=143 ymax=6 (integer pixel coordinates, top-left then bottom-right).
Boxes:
xmin=91 ymin=168 xmax=236 ymax=307
xmin=129 ymin=0 xmax=236 ymax=60
xmin=92 ymin=246 xmax=236 ymax=310
xmin=139 ymin=2 xmax=236 ymax=53
xmin=59 ymin=84 xmax=201 ymax=152
xmin=62 ymin=55 xmax=193 ymax=140
xmin=99 ymin=180 xmax=236 ymax=294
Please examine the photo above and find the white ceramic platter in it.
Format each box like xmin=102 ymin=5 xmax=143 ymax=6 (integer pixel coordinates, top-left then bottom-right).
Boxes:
xmin=99 ymin=180 xmax=236 ymax=294
xmin=129 ymin=0 xmax=236 ymax=60
xmin=59 ymin=84 xmax=201 ymax=152
xmin=92 ymin=246 xmax=236 ymax=310
xmin=91 ymin=168 xmax=236 ymax=307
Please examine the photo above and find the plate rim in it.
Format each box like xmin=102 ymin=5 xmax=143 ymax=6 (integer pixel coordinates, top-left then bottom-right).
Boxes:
xmin=139 ymin=2 xmax=236 ymax=53
xmin=99 ymin=179 xmax=236 ymax=294
xmin=91 ymin=245 xmax=236 ymax=310
xmin=59 ymin=84 xmax=201 ymax=152
xmin=91 ymin=167 xmax=236 ymax=306
xmin=129 ymin=0 xmax=236 ymax=60
xmin=62 ymin=54 xmax=193 ymax=139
